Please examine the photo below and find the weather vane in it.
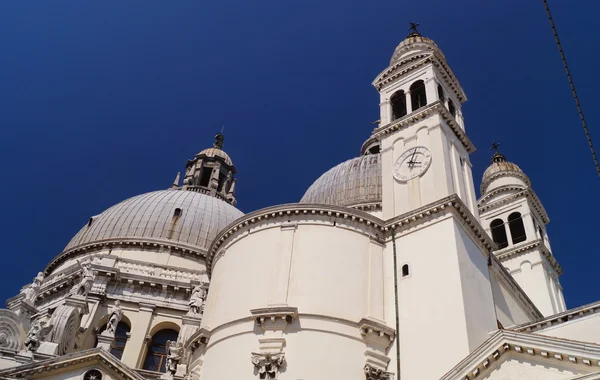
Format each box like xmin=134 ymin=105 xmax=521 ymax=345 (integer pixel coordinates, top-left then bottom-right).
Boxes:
xmin=408 ymin=22 xmax=421 ymax=35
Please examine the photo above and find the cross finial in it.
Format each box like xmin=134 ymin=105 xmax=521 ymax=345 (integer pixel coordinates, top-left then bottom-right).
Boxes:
xmin=408 ymin=22 xmax=421 ymax=36
xmin=490 ymin=141 xmax=501 ymax=153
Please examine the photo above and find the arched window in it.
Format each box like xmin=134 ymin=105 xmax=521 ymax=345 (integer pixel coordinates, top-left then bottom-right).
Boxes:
xmin=96 ymin=321 xmax=130 ymax=359
xmin=508 ymin=212 xmax=527 ymax=244
xmin=437 ymin=84 xmax=444 ymax=101
xmin=448 ymin=99 xmax=456 ymax=118
xmin=390 ymin=90 xmax=407 ymax=120
xmin=143 ymin=329 xmax=179 ymax=373
xmin=410 ymin=80 xmax=427 ymax=111
xmin=490 ymin=219 xmax=508 ymax=249
xmin=402 ymin=264 xmax=410 ymax=277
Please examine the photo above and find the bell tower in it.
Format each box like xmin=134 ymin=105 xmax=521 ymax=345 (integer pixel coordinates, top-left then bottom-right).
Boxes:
xmin=372 ymin=24 xmax=478 ymax=219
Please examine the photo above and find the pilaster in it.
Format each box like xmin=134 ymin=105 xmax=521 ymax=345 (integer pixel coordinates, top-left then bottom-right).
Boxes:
xmin=121 ymin=302 xmax=155 ymax=368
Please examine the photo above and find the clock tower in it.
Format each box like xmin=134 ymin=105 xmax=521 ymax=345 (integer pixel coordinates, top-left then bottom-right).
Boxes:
xmin=374 ymin=27 xmax=500 ymax=380
xmin=371 ymin=26 xmax=478 ymax=220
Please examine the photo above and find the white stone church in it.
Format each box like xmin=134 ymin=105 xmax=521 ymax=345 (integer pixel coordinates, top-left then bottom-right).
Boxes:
xmin=0 ymin=28 xmax=597 ymax=380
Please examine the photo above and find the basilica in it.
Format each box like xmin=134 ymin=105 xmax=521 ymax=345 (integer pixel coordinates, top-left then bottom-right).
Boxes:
xmin=0 ymin=28 xmax=598 ymax=380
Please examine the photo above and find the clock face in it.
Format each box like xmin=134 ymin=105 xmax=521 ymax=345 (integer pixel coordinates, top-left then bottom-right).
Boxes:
xmin=393 ymin=146 xmax=432 ymax=181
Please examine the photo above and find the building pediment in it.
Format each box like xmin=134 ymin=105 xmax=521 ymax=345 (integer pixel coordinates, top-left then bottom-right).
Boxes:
xmin=441 ymin=330 xmax=600 ymax=380
xmin=0 ymin=348 xmax=144 ymax=380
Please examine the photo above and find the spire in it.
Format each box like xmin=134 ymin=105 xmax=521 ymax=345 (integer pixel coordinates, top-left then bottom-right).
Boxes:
xmin=490 ymin=141 xmax=506 ymax=163
xmin=170 ymin=172 xmax=181 ymax=190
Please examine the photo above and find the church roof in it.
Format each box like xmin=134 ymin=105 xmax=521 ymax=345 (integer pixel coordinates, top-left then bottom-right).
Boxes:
xmin=480 ymin=151 xmax=531 ymax=195
xmin=300 ymin=154 xmax=381 ymax=208
xmin=61 ymin=190 xmax=243 ymax=258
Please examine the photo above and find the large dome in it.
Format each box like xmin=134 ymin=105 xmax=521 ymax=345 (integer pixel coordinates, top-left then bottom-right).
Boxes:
xmin=63 ymin=190 xmax=244 ymax=255
xmin=300 ymin=154 xmax=381 ymax=208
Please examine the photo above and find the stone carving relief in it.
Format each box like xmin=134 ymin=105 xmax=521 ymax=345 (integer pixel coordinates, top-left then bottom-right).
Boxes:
xmin=166 ymin=340 xmax=184 ymax=375
xmin=0 ymin=310 xmax=24 ymax=350
xmin=75 ymin=261 xmax=95 ymax=297
xmin=48 ymin=304 xmax=82 ymax=355
xmin=104 ymin=300 xmax=123 ymax=336
xmin=251 ymin=352 xmax=285 ymax=379
xmin=24 ymin=319 xmax=52 ymax=352
xmin=364 ymin=364 xmax=393 ymax=380
xmin=188 ymin=284 xmax=207 ymax=315
xmin=21 ymin=272 xmax=45 ymax=304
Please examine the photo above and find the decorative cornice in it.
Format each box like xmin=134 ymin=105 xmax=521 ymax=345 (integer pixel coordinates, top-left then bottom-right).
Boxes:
xmin=478 ymin=185 xmax=550 ymax=224
xmin=45 ymin=237 xmax=207 ymax=275
xmin=441 ymin=330 xmax=600 ymax=380
xmin=480 ymin=170 xmax=531 ymax=196
xmin=494 ymin=239 xmax=563 ymax=276
xmin=358 ymin=317 xmax=395 ymax=349
xmin=251 ymin=306 xmax=298 ymax=327
xmin=371 ymin=101 xmax=475 ymax=154
xmin=511 ymin=300 xmax=600 ymax=334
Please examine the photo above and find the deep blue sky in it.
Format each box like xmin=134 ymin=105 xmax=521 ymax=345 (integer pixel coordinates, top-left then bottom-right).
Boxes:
xmin=1 ymin=1 xmax=598 ymax=310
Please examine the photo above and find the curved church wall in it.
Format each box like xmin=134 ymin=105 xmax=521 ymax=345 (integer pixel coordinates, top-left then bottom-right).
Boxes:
xmin=198 ymin=207 xmax=391 ymax=380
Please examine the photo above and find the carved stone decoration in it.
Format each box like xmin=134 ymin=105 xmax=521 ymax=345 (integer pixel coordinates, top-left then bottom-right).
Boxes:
xmin=364 ymin=364 xmax=393 ymax=380
xmin=21 ymin=272 xmax=45 ymax=304
xmin=104 ymin=300 xmax=123 ymax=336
xmin=75 ymin=261 xmax=95 ymax=297
xmin=48 ymin=304 xmax=81 ymax=355
xmin=0 ymin=309 xmax=24 ymax=350
xmin=188 ymin=284 xmax=207 ymax=315
xmin=166 ymin=340 xmax=184 ymax=375
xmin=24 ymin=320 xmax=52 ymax=352
xmin=251 ymin=352 xmax=285 ymax=379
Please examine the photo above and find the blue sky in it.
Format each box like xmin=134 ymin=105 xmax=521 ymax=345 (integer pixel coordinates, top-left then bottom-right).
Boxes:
xmin=0 ymin=1 xmax=598 ymax=308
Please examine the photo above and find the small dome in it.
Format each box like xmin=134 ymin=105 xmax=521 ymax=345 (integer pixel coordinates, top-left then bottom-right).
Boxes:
xmin=63 ymin=190 xmax=244 ymax=255
xmin=197 ymin=147 xmax=233 ymax=167
xmin=481 ymin=153 xmax=530 ymax=195
xmin=390 ymin=34 xmax=444 ymax=65
xmin=300 ymin=155 xmax=381 ymax=207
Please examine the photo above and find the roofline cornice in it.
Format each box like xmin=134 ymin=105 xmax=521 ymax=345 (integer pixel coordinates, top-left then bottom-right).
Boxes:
xmin=441 ymin=330 xmax=600 ymax=380
xmin=371 ymin=101 xmax=475 ymax=153
xmin=46 ymin=237 xmax=208 ymax=274
xmin=207 ymin=195 xmax=497 ymax=275
xmin=480 ymin=170 xmax=531 ymax=195
xmin=511 ymin=300 xmax=600 ymax=334
xmin=494 ymin=239 xmax=563 ymax=276
xmin=477 ymin=185 xmax=550 ymax=224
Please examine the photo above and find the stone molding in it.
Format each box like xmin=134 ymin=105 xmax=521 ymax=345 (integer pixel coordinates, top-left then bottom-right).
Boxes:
xmin=479 ymin=171 xmax=531 ymax=196
xmin=494 ymin=239 xmax=563 ymax=276
xmin=371 ymin=101 xmax=475 ymax=153
xmin=208 ymin=195 xmax=496 ymax=275
xmin=251 ymin=306 xmax=298 ymax=331
xmin=440 ymin=330 xmax=600 ymax=380
xmin=511 ymin=300 xmax=600 ymax=334
xmin=477 ymin=185 xmax=549 ymax=224
xmin=359 ymin=317 xmax=395 ymax=349
xmin=45 ymin=237 xmax=209 ymax=275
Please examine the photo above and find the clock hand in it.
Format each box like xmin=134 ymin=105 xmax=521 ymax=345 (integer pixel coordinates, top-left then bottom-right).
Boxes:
xmin=408 ymin=149 xmax=417 ymax=167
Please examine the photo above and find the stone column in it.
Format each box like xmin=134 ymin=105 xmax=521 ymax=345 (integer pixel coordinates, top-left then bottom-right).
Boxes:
xmin=121 ymin=302 xmax=155 ymax=368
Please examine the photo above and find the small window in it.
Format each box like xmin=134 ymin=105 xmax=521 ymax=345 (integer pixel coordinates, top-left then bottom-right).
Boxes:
xmin=88 ymin=217 xmax=94 ymax=227
xmin=410 ymin=80 xmax=427 ymax=111
xmin=437 ymin=84 xmax=444 ymax=101
xmin=173 ymin=208 xmax=182 ymax=218
xmin=390 ymin=90 xmax=407 ymax=120
xmin=448 ymin=99 xmax=456 ymax=118
xmin=402 ymin=264 xmax=410 ymax=277
xmin=490 ymin=219 xmax=508 ymax=249
xmin=508 ymin=212 xmax=527 ymax=244
xmin=83 ymin=369 xmax=103 ymax=380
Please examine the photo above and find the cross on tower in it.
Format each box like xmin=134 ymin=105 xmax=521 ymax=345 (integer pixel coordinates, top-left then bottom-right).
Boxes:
xmin=490 ymin=141 xmax=501 ymax=153
xmin=408 ymin=22 xmax=421 ymax=35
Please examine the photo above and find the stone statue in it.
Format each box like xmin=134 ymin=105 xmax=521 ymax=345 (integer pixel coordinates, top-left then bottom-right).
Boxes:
xmin=75 ymin=261 xmax=94 ymax=297
xmin=188 ymin=284 xmax=206 ymax=315
xmin=21 ymin=272 xmax=45 ymax=304
xmin=24 ymin=320 xmax=52 ymax=352
xmin=222 ymin=172 xmax=233 ymax=194
xmin=166 ymin=340 xmax=184 ymax=374
xmin=105 ymin=300 xmax=123 ymax=336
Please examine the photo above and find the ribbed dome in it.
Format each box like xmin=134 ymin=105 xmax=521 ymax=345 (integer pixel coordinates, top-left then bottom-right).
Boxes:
xmin=63 ymin=190 xmax=244 ymax=254
xmin=197 ymin=148 xmax=233 ymax=167
xmin=481 ymin=156 xmax=530 ymax=195
xmin=300 ymin=155 xmax=381 ymax=207
xmin=390 ymin=34 xmax=444 ymax=65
